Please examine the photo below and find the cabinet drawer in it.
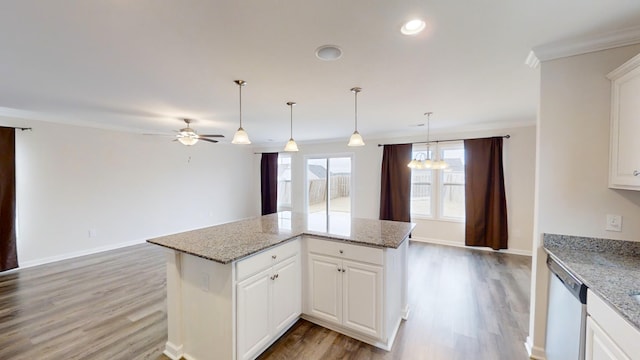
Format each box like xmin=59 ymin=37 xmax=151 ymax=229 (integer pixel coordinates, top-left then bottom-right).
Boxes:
xmin=236 ymin=238 xmax=300 ymax=281
xmin=306 ymin=237 xmax=383 ymax=266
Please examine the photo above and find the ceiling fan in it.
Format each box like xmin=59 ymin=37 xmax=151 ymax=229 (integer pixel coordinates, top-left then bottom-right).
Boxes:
xmin=171 ymin=119 xmax=224 ymax=146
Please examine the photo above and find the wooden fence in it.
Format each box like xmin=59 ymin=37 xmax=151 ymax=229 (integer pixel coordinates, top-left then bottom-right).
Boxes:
xmin=308 ymin=175 xmax=350 ymax=205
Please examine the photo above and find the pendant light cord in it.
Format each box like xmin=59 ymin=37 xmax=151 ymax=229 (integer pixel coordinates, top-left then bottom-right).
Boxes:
xmin=354 ymin=90 xmax=358 ymax=131
xmin=351 ymin=87 xmax=361 ymax=132
xmin=425 ymin=112 xmax=432 ymax=159
xmin=290 ymin=104 xmax=293 ymax=138
xmin=239 ymin=84 xmax=243 ymax=128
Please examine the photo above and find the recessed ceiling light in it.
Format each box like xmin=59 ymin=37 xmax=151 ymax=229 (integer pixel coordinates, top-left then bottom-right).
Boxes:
xmin=401 ymin=19 xmax=426 ymax=35
xmin=315 ymin=45 xmax=343 ymax=61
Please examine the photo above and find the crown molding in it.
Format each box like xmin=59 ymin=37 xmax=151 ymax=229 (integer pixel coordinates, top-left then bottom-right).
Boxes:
xmin=607 ymin=52 xmax=640 ymax=80
xmin=526 ymin=25 xmax=640 ymax=68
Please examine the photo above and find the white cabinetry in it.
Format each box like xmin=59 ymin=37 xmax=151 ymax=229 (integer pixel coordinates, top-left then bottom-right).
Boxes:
xmin=303 ymin=236 xmax=402 ymax=349
xmin=608 ymin=52 xmax=640 ymax=190
xmin=586 ymin=290 xmax=640 ymax=360
xmin=236 ymin=239 xmax=301 ymax=360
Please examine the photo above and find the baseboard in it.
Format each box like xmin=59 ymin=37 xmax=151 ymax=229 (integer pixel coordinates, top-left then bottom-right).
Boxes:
xmin=410 ymin=236 xmax=532 ymax=256
xmin=401 ymin=305 xmax=410 ymax=320
xmin=18 ymin=239 xmax=147 ymax=270
xmin=163 ymin=341 xmax=184 ymax=360
xmin=525 ymin=336 xmax=546 ymax=360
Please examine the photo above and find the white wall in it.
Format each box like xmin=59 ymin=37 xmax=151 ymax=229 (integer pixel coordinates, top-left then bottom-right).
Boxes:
xmin=527 ymin=44 xmax=640 ymax=358
xmin=254 ymin=124 xmax=536 ymax=255
xmin=1 ymin=117 xmax=257 ymax=267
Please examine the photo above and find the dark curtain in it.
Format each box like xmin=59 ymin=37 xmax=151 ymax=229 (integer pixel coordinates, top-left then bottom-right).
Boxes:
xmin=261 ymin=152 xmax=279 ymax=215
xmin=379 ymin=144 xmax=412 ymax=222
xmin=0 ymin=127 xmax=18 ymax=271
xmin=464 ymin=137 xmax=508 ymax=250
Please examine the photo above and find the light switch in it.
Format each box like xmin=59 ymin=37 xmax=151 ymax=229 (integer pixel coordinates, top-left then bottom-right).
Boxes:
xmin=605 ymin=214 xmax=622 ymax=232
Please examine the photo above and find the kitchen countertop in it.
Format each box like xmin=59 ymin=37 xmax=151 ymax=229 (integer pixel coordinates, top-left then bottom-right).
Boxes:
xmin=544 ymin=234 xmax=640 ymax=330
xmin=147 ymin=212 xmax=415 ymax=264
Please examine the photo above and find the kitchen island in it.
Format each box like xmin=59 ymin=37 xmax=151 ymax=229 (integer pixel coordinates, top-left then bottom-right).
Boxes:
xmin=147 ymin=212 xmax=415 ymax=360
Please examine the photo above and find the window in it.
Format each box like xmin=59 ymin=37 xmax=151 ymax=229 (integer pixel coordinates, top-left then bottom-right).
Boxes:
xmin=277 ymin=154 xmax=292 ymax=211
xmin=305 ymin=156 xmax=352 ymax=234
xmin=410 ymin=143 xmax=465 ymax=221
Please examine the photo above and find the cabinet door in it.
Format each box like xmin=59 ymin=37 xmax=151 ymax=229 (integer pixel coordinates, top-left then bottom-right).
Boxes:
xmin=586 ymin=316 xmax=631 ymax=360
xmin=272 ymin=255 xmax=301 ymax=334
xmin=307 ymin=254 xmax=342 ymax=324
xmin=608 ymin=55 xmax=640 ymax=190
xmin=342 ymin=260 xmax=383 ymax=339
xmin=237 ymin=268 xmax=272 ymax=360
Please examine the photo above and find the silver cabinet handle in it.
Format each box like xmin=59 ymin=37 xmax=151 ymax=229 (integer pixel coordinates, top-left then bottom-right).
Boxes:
xmin=634 ymin=170 xmax=640 ymax=177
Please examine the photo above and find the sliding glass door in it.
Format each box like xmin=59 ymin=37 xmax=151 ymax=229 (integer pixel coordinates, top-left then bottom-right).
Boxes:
xmin=306 ymin=156 xmax=352 ymax=234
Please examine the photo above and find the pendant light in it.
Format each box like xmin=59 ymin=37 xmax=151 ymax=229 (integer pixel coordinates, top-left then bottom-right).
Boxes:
xmin=231 ymin=80 xmax=251 ymax=144
xmin=284 ymin=102 xmax=299 ymax=152
xmin=407 ymin=112 xmax=438 ymax=170
xmin=347 ymin=87 xmax=365 ymax=146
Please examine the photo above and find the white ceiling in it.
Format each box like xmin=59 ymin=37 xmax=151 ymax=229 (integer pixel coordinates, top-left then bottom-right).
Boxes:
xmin=1 ymin=1 xmax=640 ymax=145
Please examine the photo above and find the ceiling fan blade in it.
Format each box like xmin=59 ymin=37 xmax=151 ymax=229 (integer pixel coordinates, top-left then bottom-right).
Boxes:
xmin=199 ymin=138 xmax=219 ymax=143
xmin=143 ymin=133 xmax=175 ymax=137
xmin=199 ymin=134 xmax=225 ymax=138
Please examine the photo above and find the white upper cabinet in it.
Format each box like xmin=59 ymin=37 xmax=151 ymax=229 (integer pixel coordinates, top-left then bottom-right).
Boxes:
xmin=608 ymin=52 xmax=640 ymax=190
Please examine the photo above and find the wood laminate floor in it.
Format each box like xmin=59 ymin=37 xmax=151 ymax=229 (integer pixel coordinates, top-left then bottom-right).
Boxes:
xmin=0 ymin=241 xmax=531 ymax=360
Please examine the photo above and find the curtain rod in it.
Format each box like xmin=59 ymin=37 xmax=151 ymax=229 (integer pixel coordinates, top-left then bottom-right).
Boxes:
xmin=377 ymin=134 xmax=510 ymax=147
xmin=1 ymin=126 xmax=32 ymax=131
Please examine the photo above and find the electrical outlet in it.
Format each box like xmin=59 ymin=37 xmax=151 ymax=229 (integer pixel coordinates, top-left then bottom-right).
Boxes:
xmin=605 ymin=214 xmax=622 ymax=232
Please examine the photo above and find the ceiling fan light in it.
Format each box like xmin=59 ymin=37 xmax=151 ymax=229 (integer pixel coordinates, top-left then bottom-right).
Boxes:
xmin=178 ymin=136 xmax=199 ymax=146
xmin=232 ymin=127 xmax=251 ymax=144
xmin=347 ymin=131 xmax=365 ymax=146
xmin=284 ymin=138 xmax=299 ymax=152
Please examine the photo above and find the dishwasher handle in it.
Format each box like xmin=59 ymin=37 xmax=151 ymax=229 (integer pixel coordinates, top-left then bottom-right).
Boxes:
xmin=547 ymin=256 xmax=588 ymax=304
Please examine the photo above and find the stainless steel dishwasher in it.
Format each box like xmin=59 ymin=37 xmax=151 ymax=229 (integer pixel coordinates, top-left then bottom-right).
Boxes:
xmin=545 ymin=255 xmax=588 ymax=360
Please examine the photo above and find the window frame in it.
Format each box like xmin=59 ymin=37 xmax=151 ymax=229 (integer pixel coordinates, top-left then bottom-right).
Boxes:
xmin=410 ymin=142 xmax=465 ymax=223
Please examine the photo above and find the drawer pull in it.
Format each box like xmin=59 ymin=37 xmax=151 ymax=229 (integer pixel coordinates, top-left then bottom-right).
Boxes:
xmin=341 ymin=268 xmax=346 ymax=273
xmin=339 ymin=250 xmax=344 ymax=254
xmin=634 ymin=170 xmax=639 ymax=176
xmin=337 ymin=267 xmax=342 ymax=272
xmin=272 ymin=255 xmax=277 ymax=259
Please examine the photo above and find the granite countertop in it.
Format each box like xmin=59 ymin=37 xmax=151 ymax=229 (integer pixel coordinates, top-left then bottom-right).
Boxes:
xmin=544 ymin=234 xmax=640 ymax=331
xmin=147 ymin=212 xmax=415 ymax=264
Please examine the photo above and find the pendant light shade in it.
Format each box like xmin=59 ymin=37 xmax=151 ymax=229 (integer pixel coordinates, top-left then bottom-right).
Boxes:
xmin=348 ymin=131 xmax=365 ymax=147
xmin=348 ymin=87 xmax=365 ymax=146
xmin=232 ymin=80 xmax=251 ymax=145
xmin=284 ymin=102 xmax=299 ymax=152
